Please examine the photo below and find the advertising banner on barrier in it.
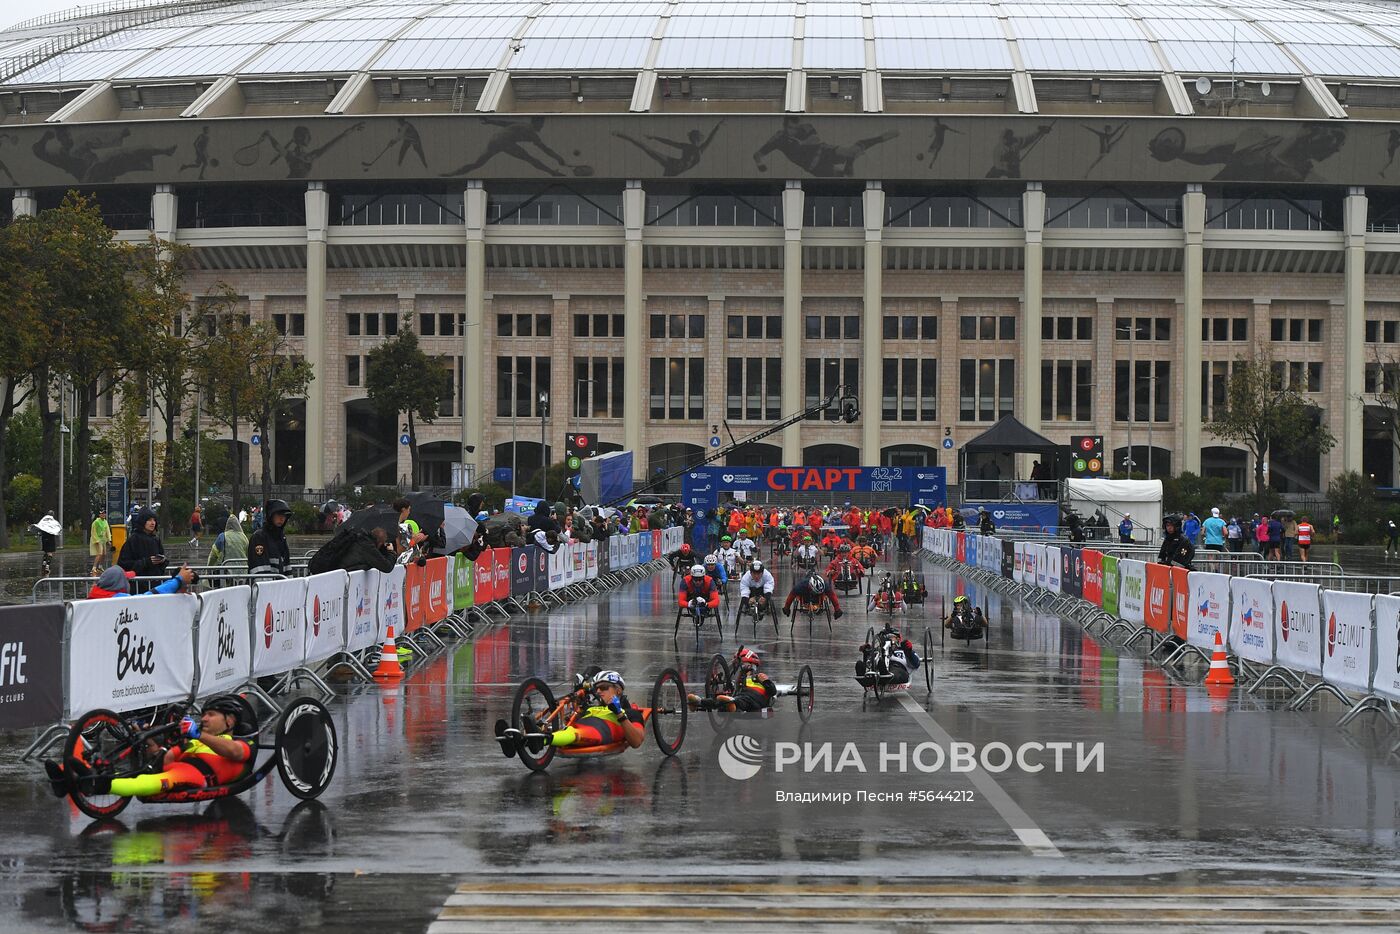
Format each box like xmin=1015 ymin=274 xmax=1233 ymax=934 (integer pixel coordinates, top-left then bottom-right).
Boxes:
xmin=534 ymin=545 xmax=550 ymax=592
xmin=586 ymin=542 xmax=598 ymax=579
xmin=1185 ymin=571 xmax=1230 ymax=650
xmin=379 ymin=565 xmax=405 ymax=637
xmin=639 ymin=533 xmax=652 ymax=564
xmin=1034 ymin=544 xmax=1049 ymax=589
xmin=474 ymin=554 xmax=493 ymax=603
xmin=195 ymin=585 xmax=253 ymax=696
xmin=251 ymin=578 xmax=307 ymax=677
xmin=1170 ymin=566 xmax=1190 ymax=640
xmin=0 ymin=604 xmax=64 ymax=730
xmin=1062 ymin=547 xmax=1082 ymax=598
xmin=563 ymin=543 xmax=577 ymax=585
xmin=652 ymin=530 xmax=662 ymax=559
xmin=1002 ymin=539 xmax=1014 ymax=578
xmin=452 ymin=554 xmax=474 ymax=611
xmin=1118 ymin=559 xmax=1146 ymax=624
xmin=424 ymin=557 xmax=451 ymax=624
xmin=1082 ymin=550 xmax=1103 ymax=606
xmin=956 ymin=533 xmax=966 ymax=564
xmin=492 ymin=548 xmax=512 ymax=603
xmin=966 ymin=534 xmax=977 ymax=569
xmin=549 ymin=546 xmax=566 ymax=590
xmin=304 ymin=571 xmax=349 ymax=665
xmin=1228 ymin=575 xmax=1273 ymax=666
xmin=403 ymin=562 xmax=425 ymax=632
xmin=1372 ymin=595 xmax=1400 ymax=701
xmin=1321 ymin=589 xmax=1374 ymax=694
xmin=1047 ymin=546 xmax=1062 ymax=592
xmin=511 ymin=547 xmax=533 ymax=597
xmin=1100 ymin=555 xmax=1119 ymax=616
xmin=348 ymin=569 xmax=381 ymax=653
xmin=1012 ymin=542 xmax=1024 ymax=583
xmin=597 ymin=538 xmax=611 ymax=576
xmin=69 ymin=594 xmax=198 ymax=717
xmin=609 ymin=535 xmax=621 ymax=569
xmin=1143 ymin=563 xmax=1171 ymax=633
xmin=1272 ymin=580 xmax=1324 ymax=676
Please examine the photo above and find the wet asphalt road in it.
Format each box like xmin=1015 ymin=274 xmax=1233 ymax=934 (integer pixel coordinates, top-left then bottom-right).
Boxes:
xmin=6 ymin=553 xmax=1400 ymax=932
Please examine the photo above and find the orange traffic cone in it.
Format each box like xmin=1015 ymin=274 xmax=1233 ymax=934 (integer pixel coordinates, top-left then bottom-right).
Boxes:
xmin=1203 ymin=631 xmax=1235 ymax=688
xmin=372 ymin=624 xmax=405 ymax=682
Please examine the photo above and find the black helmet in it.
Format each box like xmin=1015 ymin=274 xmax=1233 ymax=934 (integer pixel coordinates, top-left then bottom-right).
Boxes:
xmin=202 ymin=694 xmax=243 ymax=723
xmin=266 ymin=499 xmax=292 ymax=517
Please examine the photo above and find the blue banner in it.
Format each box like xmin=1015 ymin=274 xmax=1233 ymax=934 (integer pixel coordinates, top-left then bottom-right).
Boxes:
xmin=682 ymin=465 xmax=946 ymax=513
xmin=959 ymin=503 xmax=1059 ymax=535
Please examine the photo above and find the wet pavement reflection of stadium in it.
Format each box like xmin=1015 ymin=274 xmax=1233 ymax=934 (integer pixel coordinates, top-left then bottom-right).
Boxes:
xmin=5 ymin=554 xmax=1400 ymax=932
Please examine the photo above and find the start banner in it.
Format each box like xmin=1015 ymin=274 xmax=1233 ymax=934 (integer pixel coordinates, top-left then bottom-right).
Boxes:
xmin=0 ymin=603 xmax=64 ymax=729
xmin=68 ymin=594 xmax=197 ymax=717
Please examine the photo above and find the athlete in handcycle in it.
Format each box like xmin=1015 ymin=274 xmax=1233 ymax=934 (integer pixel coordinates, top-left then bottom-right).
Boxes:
xmin=944 ymin=594 xmax=988 ymax=644
xmin=703 ymin=552 xmax=729 ymax=612
xmin=792 ymin=535 xmax=819 ymax=571
xmin=736 ymin=559 xmax=779 ymax=636
xmin=770 ymin=523 xmax=792 ymax=559
xmin=667 ymin=542 xmax=698 ymax=584
xmin=42 ymin=693 xmax=338 ymax=820
xmin=856 ymin=623 xmax=923 ymax=697
xmin=688 ymin=646 xmax=814 ymax=722
xmin=782 ymin=572 xmax=844 ymax=634
xmin=675 ymin=563 xmax=723 ymax=637
xmin=868 ymin=571 xmax=906 ymax=614
xmin=827 ymin=546 xmax=866 ymax=595
xmin=897 ymin=568 xmax=928 ymax=607
xmin=495 ymin=667 xmax=687 ymax=771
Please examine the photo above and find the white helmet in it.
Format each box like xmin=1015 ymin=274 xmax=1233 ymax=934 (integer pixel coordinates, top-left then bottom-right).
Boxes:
xmin=704 ymin=553 xmax=719 ymax=565
xmin=691 ymin=564 xmax=706 ymax=577
xmin=592 ymin=670 xmax=625 ymax=691
xmin=750 ymin=560 xmax=764 ymax=573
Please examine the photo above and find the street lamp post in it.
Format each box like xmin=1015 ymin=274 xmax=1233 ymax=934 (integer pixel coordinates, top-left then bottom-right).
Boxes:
xmin=59 ymin=377 xmax=69 ymax=547
xmin=539 ymin=390 xmax=549 ymax=501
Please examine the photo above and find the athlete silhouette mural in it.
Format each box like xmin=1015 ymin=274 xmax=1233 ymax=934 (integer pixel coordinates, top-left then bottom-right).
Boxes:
xmin=1148 ymin=124 xmax=1345 ymax=183
xmin=233 ymin=123 xmax=366 ymax=179
xmin=442 ymin=117 xmax=593 ymax=177
xmin=32 ymin=126 xmax=176 ymax=183
xmin=752 ymin=117 xmax=897 ymax=177
xmin=614 ymin=121 xmax=723 ymax=176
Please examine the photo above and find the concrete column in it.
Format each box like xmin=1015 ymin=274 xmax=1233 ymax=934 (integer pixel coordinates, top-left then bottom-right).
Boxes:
xmin=12 ymin=189 xmax=36 ymax=217
xmin=463 ymin=181 xmax=486 ymax=486
xmin=1181 ymin=184 xmax=1205 ymax=474
xmin=861 ymin=182 xmax=884 ymax=463
xmin=396 ymin=294 xmax=417 ymax=485
xmin=304 ymin=183 xmax=328 ymax=492
xmin=550 ymin=294 xmax=571 ymax=460
xmin=623 ymin=180 xmax=645 ymax=475
xmin=1344 ymin=187 xmax=1367 ymax=474
xmin=152 ymin=184 xmax=176 ymax=243
xmin=1021 ymin=183 xmax=1044 ymax=435
xmin=782 ymin=181 xmax=804 ymax=463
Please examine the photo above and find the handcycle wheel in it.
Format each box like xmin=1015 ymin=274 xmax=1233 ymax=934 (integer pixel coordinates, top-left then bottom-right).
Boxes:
xmin=510 ymin=678 xmax=558 ymax=772
xmin=276 ymin=697 xmax=338 ymax=800
xmin=795 ymin=665 xmax=815 ymax=722
xmin=706 ymin=654 xmax=732 ymax=699
xmin=922 ymin=628 xmax=935 ymax=693
xmin=865 ymin=626 xmax=876 ymax=648
xmin=650 ymin=668 xmax=688 ymax=756
xmin=62 ymin=709 xmax=137 ymax=820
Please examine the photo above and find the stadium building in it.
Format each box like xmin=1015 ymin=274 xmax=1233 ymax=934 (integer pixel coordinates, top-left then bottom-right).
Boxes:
xmin=4 ymin=0 xmax=1400 ymax=496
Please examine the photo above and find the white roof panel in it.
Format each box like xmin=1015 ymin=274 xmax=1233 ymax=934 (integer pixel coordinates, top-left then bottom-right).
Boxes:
xmin=803 ymin=36 xmax=866 ymax=68
xmin=872 ymin=15 xmax=1002 ymax=39
xmin=287 ymin=18 xmax=416 ymax=42
xmin=1157 ymin=39 xmax=1301 ymax=74
xmin=666 ymin=16 xmax=795 ymax=38
xmin=371 ymin=36 xmax=507 ymax=70
xmin=399 ymin=16 xmax=522 ymax=40
xmin=510 ymin=35 xmax=652 ymax=68
xmin=873 ymin=36 xmax=1013 ymax=69
xmin=525 ymin=15 xmax=661 ymax=39
xmin=11 ymin=46 xmax=151 ymax=83
xmin=805 ymin=16 xmax=863 ymax=38
xmin=119 ymin=43 xmax=267 ymax=78
xmin=654 ymin=35 xmax=793 ymax=68
xmin=241 ymin=39 xmax=383 ymax=73
xmin=1018 ymin=38 xmax=1156 ymax=71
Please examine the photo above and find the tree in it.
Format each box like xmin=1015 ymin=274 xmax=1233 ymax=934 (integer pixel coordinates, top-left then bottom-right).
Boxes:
xmin=17 ymin=193 xmax=156 ymax=526
xmin=192 ymin=289 xmax=257 ymax=511
xmin=1208 ymin=353 xmax=1336 ymax=507
xmin=1329 ymin=471 xmax=1381 ymax=544
xmin=364 ymin=329 xmax=452 ymax=491
xmin=0 ymin=217 xmax=45 ymax=547
xmin=125 ymin=239 xmax=206 ymax=533
xmin=243 ymin=325 xmax=314 ymax=508
xmin=1361 ymin=344 xmax=1400 ymax=480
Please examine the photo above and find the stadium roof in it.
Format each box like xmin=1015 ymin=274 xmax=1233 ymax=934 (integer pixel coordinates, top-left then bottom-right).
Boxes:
xmin=8 ymin=0 xmax=1400 ymax=88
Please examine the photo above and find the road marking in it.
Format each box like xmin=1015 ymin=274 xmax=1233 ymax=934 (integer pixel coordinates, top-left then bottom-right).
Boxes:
xmin=896 ymin=693 xmax=1063 ymax=859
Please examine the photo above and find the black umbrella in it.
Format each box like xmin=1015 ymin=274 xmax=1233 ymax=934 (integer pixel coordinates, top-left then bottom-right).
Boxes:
xmin=1271 ymin=508 xmax=1296 ymax=519
xmin=342 ymin=505 xmax=401 ymax=540
xmin=404 ymin=494 xmax=448 ymax=539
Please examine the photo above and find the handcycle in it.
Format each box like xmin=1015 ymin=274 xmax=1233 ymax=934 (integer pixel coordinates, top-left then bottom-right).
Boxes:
xmin=735 ymin=592 xmax=780 ymax=638
xmin=771 ymin=535 xmax=792 ymax=561
xmin=504 ymin=670 xmax=688 ymax=772
xmin=703 ymin=649 xmax=814 ymax=723
xmin=788 ymin=597 xmax=834 ymax=636
xmin=674 ymin=597 xmax=724 ymax=639
xmin=49 ymin=695 xmax=338 ymax=820
xmin=830 ymin=560 xmax=866 ymax=597
xmin=867 ymin=573 xmax=907 ymax=616
xmin=856 ymin=626 xmax=933 ymax=699
xmin=791 ymin=551 xmax=818 ymax=573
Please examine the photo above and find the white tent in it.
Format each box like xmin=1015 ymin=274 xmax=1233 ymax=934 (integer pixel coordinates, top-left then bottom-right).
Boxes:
xmin=1065 ymin=478 xmax=1162 ymax=541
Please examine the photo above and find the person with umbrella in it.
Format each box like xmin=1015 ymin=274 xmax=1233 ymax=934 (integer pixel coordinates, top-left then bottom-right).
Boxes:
xmin=33 ymin=513 xmax=61 ymax=576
